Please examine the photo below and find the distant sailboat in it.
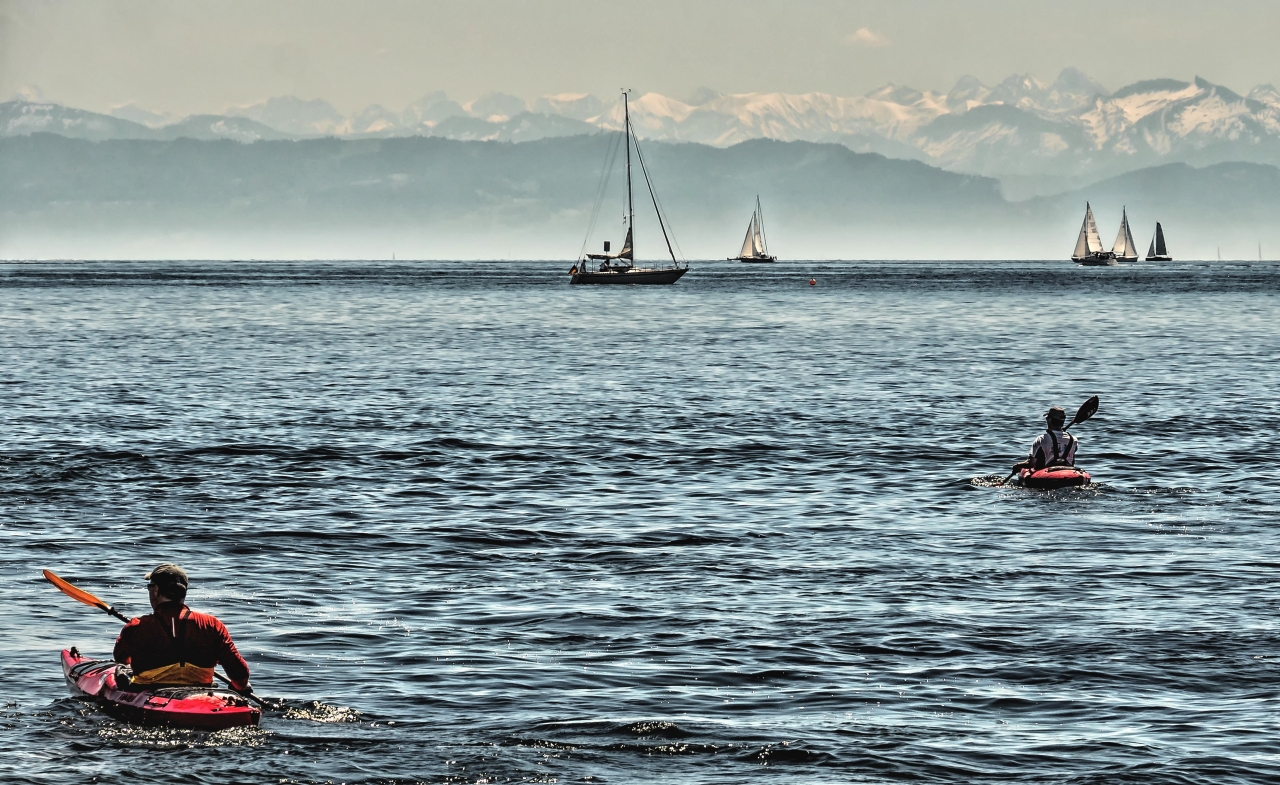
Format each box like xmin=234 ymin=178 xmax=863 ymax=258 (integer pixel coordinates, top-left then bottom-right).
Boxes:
xmin=571 ymin=90 xmax=689 ymax=285
xmin=1111 ymin=207 xmax=1139 ymax=261
xmin=1072 ymin=202 xmax=1117 ymax=265
xmin=1145 ymin=222 xmax=1172 ymax=261
xmin=729 ymin=196 xmax=777 ymax=263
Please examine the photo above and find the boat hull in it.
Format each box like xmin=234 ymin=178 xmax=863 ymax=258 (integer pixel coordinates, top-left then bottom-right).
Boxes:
xmin=571 ymin=267 xmax=689 ymax=285
xmin=1146 ymin=255 xmax=1172 ymax=261
xmin=62 ymin=648 xmax=260 ymax=730
xmin=1075 ymin=255 xmax=1118 ymax=266
xmin=1018 ymin=465 xmax=1091 ymax=490
xmin=730 ymin=256 xmax=777 ymax=263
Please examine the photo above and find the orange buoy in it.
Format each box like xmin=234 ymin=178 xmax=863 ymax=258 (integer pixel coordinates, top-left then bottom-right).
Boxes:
xmin=808 ymin=278 xmax=816 ymax=286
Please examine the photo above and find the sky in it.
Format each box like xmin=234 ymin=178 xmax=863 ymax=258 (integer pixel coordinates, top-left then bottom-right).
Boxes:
xmin=2 ymin=0 xmax=1278 ymax=115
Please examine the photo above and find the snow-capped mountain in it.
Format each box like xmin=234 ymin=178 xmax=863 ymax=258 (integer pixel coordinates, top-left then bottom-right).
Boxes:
xmin=1 ymin=100 xmax=155 ymax=141
xmin=109 ymin=102 xmax=178 ymax=128
xmin=6 ymin=69 xmax=1280 ymax=186
xmin=0 ymin=100 xmax=292 ymax=143
xmin=226 ymin=97 xmax=347 ymax=136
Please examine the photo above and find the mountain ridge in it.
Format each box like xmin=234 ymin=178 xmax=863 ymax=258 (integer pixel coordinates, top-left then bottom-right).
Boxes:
xmin=7 ymin=68 xmax=1280 ymax=189
xmin=2 ymin=132 xmax=1276 ymax=261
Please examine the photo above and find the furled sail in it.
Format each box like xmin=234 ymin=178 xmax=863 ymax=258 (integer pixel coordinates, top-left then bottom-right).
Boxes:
xmin=587 ymin=226 xmax=635 ymax=260
xmin=1155 ymin=223 xmax=1167 ymax=256
xmin=618 ymin=226 xmax=633 ymax=260
xmin=739 ymin=215 xmax=759 ymax=258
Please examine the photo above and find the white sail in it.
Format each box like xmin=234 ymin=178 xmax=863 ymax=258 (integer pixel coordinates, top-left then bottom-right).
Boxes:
xmin=1073 ymin=208 xmax=1091 ymax=259
xmin=1084 ymin=204 xmax=1104 ymax=254
xmin=1112 ymin=208 xmax=1138 ymax=259
xmin=752 ymin=210 xmax=765 ymax=257
xmin=739 ymin=215 xmax=758 ymax=258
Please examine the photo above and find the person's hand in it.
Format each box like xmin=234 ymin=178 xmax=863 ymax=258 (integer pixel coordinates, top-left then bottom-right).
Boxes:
xmin=234 ymin=680 xmax=253 ymax=696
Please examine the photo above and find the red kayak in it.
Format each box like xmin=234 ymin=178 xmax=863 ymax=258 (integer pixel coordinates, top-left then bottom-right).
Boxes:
xmin=62 ymin=647 xmax=260 ymax=730
xmin=1019 ymin=465 xmax=1091 ymax=490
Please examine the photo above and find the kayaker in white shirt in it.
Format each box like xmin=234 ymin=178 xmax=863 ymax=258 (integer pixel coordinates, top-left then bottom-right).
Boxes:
xmin=1012 ymin=406 xmax=1078 ymax=474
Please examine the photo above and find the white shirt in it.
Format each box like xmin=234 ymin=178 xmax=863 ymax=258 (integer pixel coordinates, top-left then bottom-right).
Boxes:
xmin=1027 ymin=429 xmax=1078 ymax=468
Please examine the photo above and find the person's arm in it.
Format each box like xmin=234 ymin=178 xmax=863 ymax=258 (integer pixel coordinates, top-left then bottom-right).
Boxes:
xmin=1029 ymin=436 xmax=1047 ymax=470
xmin=1012 ymin=437 xmax=1040 ymax=472
xmin=113 ymin=618 xmax=141 ymax=664
xmin=212 ymin=619 xmax=252 ymax=692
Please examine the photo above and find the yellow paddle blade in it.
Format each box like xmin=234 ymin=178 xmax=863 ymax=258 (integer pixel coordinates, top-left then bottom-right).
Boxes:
xmin=43 ymin=569 xmax=111 ymax=613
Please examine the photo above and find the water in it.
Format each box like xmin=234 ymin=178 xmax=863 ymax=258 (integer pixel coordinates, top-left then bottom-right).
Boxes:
xmin=2 ymin=259 xmax=1278 ymax=784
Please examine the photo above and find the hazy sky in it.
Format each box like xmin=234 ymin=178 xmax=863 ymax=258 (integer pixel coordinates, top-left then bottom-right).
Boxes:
xmin=3 ymin=0 xmax=1278 ymax=114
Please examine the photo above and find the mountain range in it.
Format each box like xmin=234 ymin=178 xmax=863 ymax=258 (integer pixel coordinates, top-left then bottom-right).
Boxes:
xmin=5 ymin=69 xmax=1280 ymax=194
xmin=3 ymin=132 xmax=1277 ymax=261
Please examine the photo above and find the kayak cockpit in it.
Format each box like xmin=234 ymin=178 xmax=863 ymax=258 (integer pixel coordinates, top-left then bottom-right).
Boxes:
xmin=1018 ymin=465 xmax=1091 ymax=489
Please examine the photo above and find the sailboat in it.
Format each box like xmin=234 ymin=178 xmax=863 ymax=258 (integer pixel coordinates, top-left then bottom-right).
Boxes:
xmin=1112 ymin=207 xmax=1139 ymax=262
xmin=571 ymin=91 xmax=689 ymax=285
xmin=1145 ymin=222 xmax=1172 ymax=261
xmin=728 ymin=196 xmax=777 ymax=263
xmin=1071 ymin=202 xmax=1117 ymax=265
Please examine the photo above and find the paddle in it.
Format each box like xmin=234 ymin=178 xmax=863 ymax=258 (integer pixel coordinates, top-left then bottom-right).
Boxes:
xmin=1064 ymin=395 xmax=1099 ymax=431
xmin=42 ymin=569 xmax=266 ymax=707
xmin=999 ymin=396 xmax=1099 ymax=486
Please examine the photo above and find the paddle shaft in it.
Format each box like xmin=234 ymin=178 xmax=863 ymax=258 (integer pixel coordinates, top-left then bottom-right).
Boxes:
xmin=43 ymin=571 xmax=265 ymax=707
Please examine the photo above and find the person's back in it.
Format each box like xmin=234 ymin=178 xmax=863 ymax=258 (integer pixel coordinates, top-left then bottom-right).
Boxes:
xmin=1014 ymin=406 xmax=1080 ymax=473
xmin=113 ymin=563 xmax=251 ymax=692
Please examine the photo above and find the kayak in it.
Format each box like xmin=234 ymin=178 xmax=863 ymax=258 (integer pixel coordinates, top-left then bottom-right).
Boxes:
xmin=62 ymin=647 xmax=260 ymax=730
xmin=1019 ymin=465 xmax=1091 ymax=490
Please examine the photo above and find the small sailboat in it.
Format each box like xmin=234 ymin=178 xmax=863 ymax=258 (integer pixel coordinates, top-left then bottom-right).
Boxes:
xmin=1145 ymin=222 xmax=1172 ymax=261
xmin=729 ymin=196 xmax=777 ymax=263
xmin=571 ymin=91 xmax=689 ymax=285
xmin=1112 ymin=207 xmax=1139 ymax=262
xmin=1072 ymin=202 xmax=1117 ymax=266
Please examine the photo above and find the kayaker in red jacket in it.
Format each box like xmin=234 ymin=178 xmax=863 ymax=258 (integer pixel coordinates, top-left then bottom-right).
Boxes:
xmin=113 ymin=563 xmax=252 ymax=694
xmin=1011 ymin=405 xmax=1078 ymax=473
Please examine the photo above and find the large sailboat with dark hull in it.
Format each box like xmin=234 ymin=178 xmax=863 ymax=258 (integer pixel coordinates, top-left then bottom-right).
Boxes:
xmin=1072 ymin=202 xmax=1117 ymax=266
xmin=729 ymin=196 xmax=777 ymax=263
xmin=571 ymin=91 xmax=689 ymax=285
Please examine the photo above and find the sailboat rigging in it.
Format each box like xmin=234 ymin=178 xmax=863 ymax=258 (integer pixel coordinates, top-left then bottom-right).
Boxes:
xmin=729 ymin=196 xmax=777 ymax=263
xmin=1145 ymin=222 xmax=1172 ymax=261
xmin=570 ymin=90 xmax=689 ymax=285
xmin=1112 ymin=207 xmax=1139 ymax=261
xmin=1072 ymin=202 xmax=1117 ymax=266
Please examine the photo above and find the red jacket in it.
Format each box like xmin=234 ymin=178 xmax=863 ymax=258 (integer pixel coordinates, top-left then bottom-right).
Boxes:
xmin=114 ymin=603 xmax=250 ymax=690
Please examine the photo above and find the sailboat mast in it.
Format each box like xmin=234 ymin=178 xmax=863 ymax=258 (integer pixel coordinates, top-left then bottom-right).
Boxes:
xmin=624 ymin=90 xmax=634 ymax=254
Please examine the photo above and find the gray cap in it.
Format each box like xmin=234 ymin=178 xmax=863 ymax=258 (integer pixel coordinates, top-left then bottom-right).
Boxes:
xmin=1044 ymin=406 xmax=1066 ymax=422
xmin=145 ymin=563 xmax=189 ymax=589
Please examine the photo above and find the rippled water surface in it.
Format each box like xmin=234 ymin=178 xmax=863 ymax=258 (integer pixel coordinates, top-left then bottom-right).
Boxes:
xmin=2 ymin=260 xmax=1278 ymax=784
